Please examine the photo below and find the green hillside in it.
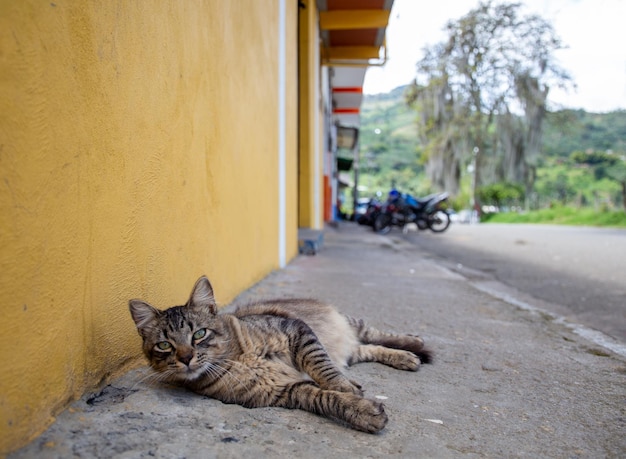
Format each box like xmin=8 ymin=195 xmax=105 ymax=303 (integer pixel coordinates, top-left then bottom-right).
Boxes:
xmin=356 ymin=86 xmax=425 ymax=196
xmin=356 ymin=86 xmax=626 ymax=212
xmin=543 ymin=109 xmax=626 ymax=157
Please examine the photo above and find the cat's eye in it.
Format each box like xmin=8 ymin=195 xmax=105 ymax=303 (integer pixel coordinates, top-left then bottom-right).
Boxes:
xmin=192 ymin=328 xmax=207 ymax=341
xmin=155 ymin=341 xmax=172 ymax=351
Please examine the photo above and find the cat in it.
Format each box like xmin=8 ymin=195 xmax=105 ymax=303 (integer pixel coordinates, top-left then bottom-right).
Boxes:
xmin=129 ymin=275 xmax=432 ymax=433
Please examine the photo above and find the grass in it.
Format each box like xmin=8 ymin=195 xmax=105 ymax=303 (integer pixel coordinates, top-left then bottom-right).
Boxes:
xmin=481 ymin=206 xmax=626 ymax=228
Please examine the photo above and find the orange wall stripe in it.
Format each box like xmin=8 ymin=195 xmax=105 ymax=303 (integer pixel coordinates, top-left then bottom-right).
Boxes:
xmin=333 ymin=108 xmax=360 ymax=114
xmin=332 ymin=87 xmax=363 ymax=93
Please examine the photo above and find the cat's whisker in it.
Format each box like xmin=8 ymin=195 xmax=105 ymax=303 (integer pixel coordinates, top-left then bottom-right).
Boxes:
xmin=193 ymin=362 xmax=239 ymax=400
xmin=204 ymin=360 xmax=253 ymax=397
xmin=200 ymin=365 xmax=240 ymax=400
xmin=128 ymin=369 xmax=167 ymax=390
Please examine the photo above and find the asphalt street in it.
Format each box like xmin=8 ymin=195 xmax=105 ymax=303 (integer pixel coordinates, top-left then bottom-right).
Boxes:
xmin=402 ymin=222 xmax=626 ymax=343
xmin=10 ymin=222 xmax=626 ymax=458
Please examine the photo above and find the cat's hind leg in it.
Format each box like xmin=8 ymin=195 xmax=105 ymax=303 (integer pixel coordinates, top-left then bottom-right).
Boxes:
xmin=286 ymin=317 xmax=363 ymax=395
xmin=345 ymin=315 xmax=433 ymax=365
xmin=351 ymin=344 xmax=421 ymax=371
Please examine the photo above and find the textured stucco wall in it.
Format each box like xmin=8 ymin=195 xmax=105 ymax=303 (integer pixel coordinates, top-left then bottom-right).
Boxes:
xmin=298 ymin=0 xmax=323 ymax=229
xmin=0 ymin=0 xmax=298 ymax=453
xmin=285 ymin=1 xmax=299 ymax=247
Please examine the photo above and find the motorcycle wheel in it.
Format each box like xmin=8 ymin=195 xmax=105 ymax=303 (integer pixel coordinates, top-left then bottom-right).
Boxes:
xmin=373 ymin=213 xmax=392 ymax=234
xmin=427 ymin=210 xmax=451 ymax=233
xmin=416 ymin=218 xmax=428 ymax=230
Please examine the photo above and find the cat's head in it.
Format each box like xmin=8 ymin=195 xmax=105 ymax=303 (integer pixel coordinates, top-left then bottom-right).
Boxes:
xmin=129 ymin=276 xmax=228 ymax=383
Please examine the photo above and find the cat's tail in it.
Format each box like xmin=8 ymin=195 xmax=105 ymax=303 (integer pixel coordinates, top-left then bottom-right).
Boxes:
xmin=413 ymin=346 xmax=433 ymax=365
xmin=345 ymin=315 xmax=434 ymax=364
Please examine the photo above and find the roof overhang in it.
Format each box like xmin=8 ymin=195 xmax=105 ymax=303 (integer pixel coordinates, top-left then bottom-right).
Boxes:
xmin=317 ymin=0 xmax=394 ymax=128
xmin=317 ymin=0 xmax=393 ymax=67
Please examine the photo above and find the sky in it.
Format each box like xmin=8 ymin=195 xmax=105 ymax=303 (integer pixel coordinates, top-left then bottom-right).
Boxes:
xmin=363 ymin=0 xmax=626 ymax=113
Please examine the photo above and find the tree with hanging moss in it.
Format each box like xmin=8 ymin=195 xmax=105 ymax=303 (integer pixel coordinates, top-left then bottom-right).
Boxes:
xmin=571 ymin=150 xmax=626 ymax=210
xmin=406 ymin=1 xmax=573 ymax=211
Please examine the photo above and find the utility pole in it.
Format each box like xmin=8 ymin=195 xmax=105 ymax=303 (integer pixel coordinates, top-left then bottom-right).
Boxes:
xmin=352 ymin=140 xmax=359 ymax=217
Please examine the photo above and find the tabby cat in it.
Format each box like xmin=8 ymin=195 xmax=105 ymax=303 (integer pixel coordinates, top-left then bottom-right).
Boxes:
xmin=129 ymin=276 xmax=432 ymax=433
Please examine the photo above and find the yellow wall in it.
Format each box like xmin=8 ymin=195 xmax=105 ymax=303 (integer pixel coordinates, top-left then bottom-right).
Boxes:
xmin=285 ymin=1 xmax=300 ymax=252
xmin=0 ymin=0 xmax=299 ymax=453
xmin=298 ymin=0 xmax=324 ymax=230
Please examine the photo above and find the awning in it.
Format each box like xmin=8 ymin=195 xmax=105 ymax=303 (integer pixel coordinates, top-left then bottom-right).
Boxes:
xmin=317 ymin=0 xmax=395 ymax=128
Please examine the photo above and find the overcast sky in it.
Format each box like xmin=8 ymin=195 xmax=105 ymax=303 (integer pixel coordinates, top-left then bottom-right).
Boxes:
xmin=363 ymin=0 xmax=626 ymax=113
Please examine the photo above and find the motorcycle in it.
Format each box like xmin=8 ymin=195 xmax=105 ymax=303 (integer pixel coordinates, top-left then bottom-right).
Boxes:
xmin=356 ymin=198 xmax=383 ymax=227
xmin=373 ymin=192 xmax=451 ymax=234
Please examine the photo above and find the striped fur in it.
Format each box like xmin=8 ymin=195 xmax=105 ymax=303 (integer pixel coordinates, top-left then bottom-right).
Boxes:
xmin=129 ymin=276 xmax=432 ymax=433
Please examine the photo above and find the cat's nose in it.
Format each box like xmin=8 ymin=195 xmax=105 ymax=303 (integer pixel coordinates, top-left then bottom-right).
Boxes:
xmin=178 ymin=350 xmax=194 ymax=366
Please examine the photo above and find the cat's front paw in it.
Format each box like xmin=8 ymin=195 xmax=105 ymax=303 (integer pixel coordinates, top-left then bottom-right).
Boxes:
xmin=350 ymin=398 xmax=388 ymax=433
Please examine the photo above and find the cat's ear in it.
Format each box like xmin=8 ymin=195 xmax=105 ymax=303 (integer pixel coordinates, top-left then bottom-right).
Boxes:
xmin=188 ymin=276 xmax=217 ymax=315
xmin=129 ymin=300 xmax=160 ymax=335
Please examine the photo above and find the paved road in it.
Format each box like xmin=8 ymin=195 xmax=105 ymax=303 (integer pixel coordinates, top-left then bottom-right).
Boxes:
xmin=402 ymin=223 xmax=626 ymax=343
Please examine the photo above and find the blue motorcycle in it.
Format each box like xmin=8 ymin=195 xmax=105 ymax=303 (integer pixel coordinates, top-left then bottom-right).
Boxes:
xmin=373 ymin=191 xmax=451 ymax=234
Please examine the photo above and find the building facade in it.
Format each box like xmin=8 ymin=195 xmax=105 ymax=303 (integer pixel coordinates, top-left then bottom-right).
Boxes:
xmin=0 ymin=0 xmax=392 ymax=453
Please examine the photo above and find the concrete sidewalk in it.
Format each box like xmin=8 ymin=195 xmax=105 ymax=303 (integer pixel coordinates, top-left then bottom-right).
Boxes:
xmin=11 ymin=223 xmax=626 ymax=458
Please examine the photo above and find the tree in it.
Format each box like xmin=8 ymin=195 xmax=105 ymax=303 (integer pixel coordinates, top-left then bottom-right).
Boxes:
xmin=406 ymin=1 xmax=572 ymax=211
xmin=478 ymin=182 xmax=525 ymax=208
xmin=571 ymin=151 xmax=626 ymax=210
